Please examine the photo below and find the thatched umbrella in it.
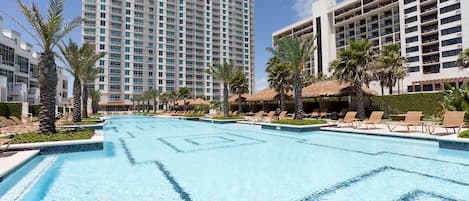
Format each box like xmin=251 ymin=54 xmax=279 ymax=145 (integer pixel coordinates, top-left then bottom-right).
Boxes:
xmin=302 ymin=80 xmax=377 ymax=98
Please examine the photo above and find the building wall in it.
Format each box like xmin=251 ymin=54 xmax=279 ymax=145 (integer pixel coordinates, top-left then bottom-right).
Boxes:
xmin=0 ymin=16 xmax=68 ymax=106
xmin=273 ymin=0 xmax=469 ymax=95
xmin=82 ymin=0 xmax=255 ymax=105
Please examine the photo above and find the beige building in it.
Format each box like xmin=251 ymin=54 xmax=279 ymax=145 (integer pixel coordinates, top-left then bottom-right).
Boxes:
xmin=273 ymin=0 xmax=469 ymax=95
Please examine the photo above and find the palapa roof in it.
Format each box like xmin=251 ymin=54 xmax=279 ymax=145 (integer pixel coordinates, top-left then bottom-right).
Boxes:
xmin=246 ymin=88 xmax=293 ymax=102
xmin=176 ymin=98 xmax=209 ymax=105
xmin=302 ymin=80 xmax=377 ymax=98
xmin=229 ymin=95 xmax=249 ymax=103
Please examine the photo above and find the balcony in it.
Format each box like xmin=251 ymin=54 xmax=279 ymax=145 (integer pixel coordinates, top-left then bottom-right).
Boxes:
xmin=423 ymin=64 xmax=440 ymax=74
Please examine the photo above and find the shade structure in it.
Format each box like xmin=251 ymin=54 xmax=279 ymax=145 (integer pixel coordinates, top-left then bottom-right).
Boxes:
xmin=246 ymin=88 xmax=293 ymax=102
xmin=229 ymin=94 xmax=249 ymax=103
xmin=176 ymin=98 xmax=209 ymax=106
xmin=302 ymin=80 xmax=377 ymax=98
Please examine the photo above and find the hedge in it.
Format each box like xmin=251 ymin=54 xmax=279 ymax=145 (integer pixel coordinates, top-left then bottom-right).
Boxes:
xmin=0 ymin=103 xmax=22 ymax=118
xmin=29 ymin=104 xmax=40 ymax=117
xmin=370 ymin=92 xmax=444 ymax=117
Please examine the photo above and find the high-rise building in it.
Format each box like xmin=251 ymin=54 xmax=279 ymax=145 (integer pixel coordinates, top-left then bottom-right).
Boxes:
xmin=82 ymin=0 xmax=255 ymax=109
xmin=273 ymin=0 xmax=469 ymax=95
xmin=0 ymin=16 xmax=68 ymax=106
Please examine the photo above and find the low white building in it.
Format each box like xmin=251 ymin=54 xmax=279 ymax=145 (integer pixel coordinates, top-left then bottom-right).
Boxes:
xmin=0 ymin=16 xmax=68 ymax=106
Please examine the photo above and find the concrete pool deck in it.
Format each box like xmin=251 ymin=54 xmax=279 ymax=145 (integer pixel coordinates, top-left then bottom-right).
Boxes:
xmin=0 ymin=150 xmax=39 ymax=181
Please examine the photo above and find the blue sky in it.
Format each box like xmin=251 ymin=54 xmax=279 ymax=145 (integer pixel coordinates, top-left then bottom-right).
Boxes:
xmin=0 ymin=0 xmax=322 ymax=93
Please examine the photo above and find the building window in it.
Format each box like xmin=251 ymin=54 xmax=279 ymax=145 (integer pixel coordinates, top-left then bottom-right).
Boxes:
xmin=441 ymin=26 xmax=461 ymax=35
xmin=0 ymin=44 xmax=15 ymax=66
xmin=442 ymin=61 xmax=457 ymax=68
xmin=440 ymin=14 xmax=461 ymax=25
xmin=440 ymin=3 xmax=460 ymax=14
xmin=441 ymin=37 xmax=462 ymax=46
xmin=442 ymin=49 xmax=462 ymax=57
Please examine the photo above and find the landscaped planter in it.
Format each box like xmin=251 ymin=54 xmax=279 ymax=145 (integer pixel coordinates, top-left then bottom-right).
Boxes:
xmin=58 ymin=123 xmax=104 ymax=130
xmin=259 ymin=123 xmax=331 ymax=132
xmin=199 ymin=118 xmax=244 ymax=124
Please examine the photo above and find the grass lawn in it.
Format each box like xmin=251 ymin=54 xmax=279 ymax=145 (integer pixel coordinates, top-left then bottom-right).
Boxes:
xmin=271 ymin=119 xmax=328 ymax=125
xmin=459 ymin=130 xmax=469 ymax=138
xmin=212 ymin=115 xmax=244 ymax=120
xmin=2 ymin=129 xmax=94 ymax=144
xmin=62 ymin=121 xmax=102 ymax=126
xmin=183 ymin=114 xmax=205 ymax=117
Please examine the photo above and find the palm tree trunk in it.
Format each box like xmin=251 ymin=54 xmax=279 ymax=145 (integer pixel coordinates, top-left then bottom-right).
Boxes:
xmin=38 ymin=51 xmax=57 ymax=134
xmin=238 ymin=94 xmax=242 ymax=113
xmin=223 ymin=83 xmax=229 ymax=117
xmin=132 ymin=100 xmax=135 ymax=111
xmin=280 ymin=89 xmax=286 ymax=111
xmin=355 ymin=84 xmax=366 ymax=119
xmin=72 ymin=77 xmax=82 ymax=122
xmin=82 ymin=84 xmax=89 ymax=118
xmin=389 ymin=85 xmax=393 ymax=95
xmin=147 ymin=99 xmax=150 ymax=112
xmin=293 ymin=74 xmax=304 ymax=120
xmin=153 ymin=98 xmax=157 ymax=113
xmin=92 ymin=100 xmax=98 ymax=114
xmin=380 ymin=82 xmax=384 ymax=96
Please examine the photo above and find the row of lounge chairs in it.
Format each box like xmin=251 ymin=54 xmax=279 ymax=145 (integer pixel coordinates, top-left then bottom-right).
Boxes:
xmin=0 ymin=116 xmax=37 ymax=134
xmin=338 ymin=111 xmax=465 ymax=134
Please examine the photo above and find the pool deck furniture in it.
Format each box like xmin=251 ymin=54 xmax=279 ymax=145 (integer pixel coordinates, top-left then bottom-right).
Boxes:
xmin=426 ymin=111 xmax=465 ymax=135
xmin=278 ymin=111 xmax=287 ymax=120
xmin=263 ymin=111 xmax=276 ymax=123
xmin=232 ymin=111 xmax=238 ymax=116
xmin=337 ymin=112 xmax=358 ymax=128
xmin=310 ymin=109 xmax=319 ymax=119
xmin=356 ymin=111 xmax=384 ymax=129
xmin=0 ymin=138 xmax=12 ymax=153
xmin=386 ymin=111 xmax=423 ymax=132
xmin=9 ymin=116 xmax=23 ymax=125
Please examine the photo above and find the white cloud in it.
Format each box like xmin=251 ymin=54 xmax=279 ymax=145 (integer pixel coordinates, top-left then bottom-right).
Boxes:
xmin=292 ymin=0 xmax=316 ymax=19
xmin=255 ymin=77 xmax=268 ymax=92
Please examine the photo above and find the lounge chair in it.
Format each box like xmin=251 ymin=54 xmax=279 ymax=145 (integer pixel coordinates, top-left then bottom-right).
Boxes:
xmin=338 ymin=108 xmax=348 ymax=118
xmin=429 ymin=111 xmax=465 ymax=134
xmin=0 ymin=116 xmax=16 ymax=127
xmin=386 ymin=111 xmax=422 ymax=132
xmin=232 ymin=111 xmax=238 ymax=116
xmin=264 ymin=111 xmax=276 ymax=122
xmin=253 ymin=111 xmax=265 ymax=122
xmin=357 ymin=111 xmax=384 ymax=129
xmin=0 ymin=138 xmax=12 ymax=153
xmin=278 ymin=111 xmax=287 ymax=120
xmin=310 ymin=109 xmax=320 ymax=119
xmin=319 ymin=110 xmax=330 ymax=119
xmin=9 ymin=116 xmax=23 ymax=125
xmin=337 ymin=112 xmax=358 ymax=128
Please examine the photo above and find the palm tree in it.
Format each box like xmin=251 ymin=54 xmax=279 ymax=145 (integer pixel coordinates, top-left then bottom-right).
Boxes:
xmin=376 ymin=44 xmax=407 ymax=95
xmin=133 ymin=95 xmax=141 ymax=112
xmin=267 ymin=36 xmax=316 ymax=119
xmin=130 ymin=97 xmax=136 ymax=111
xmin=168 ymin=90 xmax=178 ymax=111
xmin=147 ymin=88 xmax=159 ymax=113
xmin=178 ymin=87 xmax=191 ymax=111
xmin=267 ymin=60 xmax=292 ymax=111
xmin=58 ymin=39 xmax=83 ymax=122
xmin=329 ymin=39 xmax=375 ymax=118
xmin=80 ymin=46 xmax=105 ymax=118
xmin=89 ymin=89 xmax=101 ymax=114
xmin=230 ymin=71 xmax=249 ymax=113
xmin=17 ymin=0 xmax=81 ymax=134
xmin=207 ymin=62 xmax=239 ymax=117
xmin=144 ymin=91 xmax=151 ymax=112
xmin=457 ymin=48 xmax=469 ymax=68
xmin=159 ymin=93 xmax=169 ymax=111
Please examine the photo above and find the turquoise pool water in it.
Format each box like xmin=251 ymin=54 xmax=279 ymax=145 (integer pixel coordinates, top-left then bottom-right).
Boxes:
xmin=1 ymin=115 xmax=469 ymax=201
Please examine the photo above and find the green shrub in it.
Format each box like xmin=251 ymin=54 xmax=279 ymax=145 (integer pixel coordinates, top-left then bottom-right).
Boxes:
xmin=370 ymin=93 xmax=443 ymax=117
xmin=7 ymin=103 xmax=22 ymax=118
xmin=212 ymin=115 xmax=244 ymax=120
xmin=183 ymin=114 xmax=205 ymax=117
xmin=271 ymin=119 xmax=327 ymax=125
xmin=0 ymin=103 xmax=9 ymax=117
xmin=459 ymin=130 xmax=469 ymax=138
xmin=29 ymin=104 xmax=40 ymax=117
xmin=3 ymin=129 xmax=94 ymax=144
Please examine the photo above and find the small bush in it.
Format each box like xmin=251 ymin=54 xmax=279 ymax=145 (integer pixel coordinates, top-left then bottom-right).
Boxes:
xmin=459 ymin=130 xmax=469 ymax=138
xmin=29 ymin=104 xmax=40 ymax=117
xmin=212 ymin=115 xmax=244 ymax=120
xmin=271 ymin=119 xmax=327 ymax=125
xmin=7 ymin=103 xmax=22 ymax=118
xmin=3 ymin=129 xmax=94 ymax=144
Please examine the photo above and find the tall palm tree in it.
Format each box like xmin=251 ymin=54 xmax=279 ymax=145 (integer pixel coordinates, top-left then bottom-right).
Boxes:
xmin=168 ymin=90 xmax=178 ymax=111
xmin=377 ymin=43 xmax=407 ymax=95
xmin=457 ymin=48 xmax=469 ymax=68
xmin=159 ymin=93 xmax=169 ymax=111
xmin=207 ymin=62 xmax=239 ymax=117
xmin=147 ymin=88 xmax=159 ymax=113
xmin=134 ymin=95 xmax=141 ymax=112
xmin=80 ymin=46 xmax=105 ymax=118
xmin=89 ymin=89 xmax=101 ymax=114
xmin=178 ymin=87 xmax=191 ymax=111
xmin=267 ymin=36 xmax=316 ymax=119
xmin=130 ymin=97 xmax=136 ymax=111
xmin=17 ymin=0 xmax=81 ymax=134
xmin=267 ymin=61 xmax=292 ymax=111
xmin=58 ymin=39 xmax=83 ymax=122
xmin=230 ymin=71 xmax=249 ymax=113
xmin=144 ymin=91 xmax=151 ymax=112
xmin=329 ymin=39 xmax=375 ymax=118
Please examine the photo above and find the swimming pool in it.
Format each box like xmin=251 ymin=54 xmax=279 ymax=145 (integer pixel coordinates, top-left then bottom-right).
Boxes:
xmin=1 ymin=115 xmax=469 ymax=201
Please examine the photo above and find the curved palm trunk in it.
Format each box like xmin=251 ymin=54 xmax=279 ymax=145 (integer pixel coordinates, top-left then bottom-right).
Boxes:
xmin=237 ymin=94 xmax=242 ymax=113
xmin=355 ymin=84 xmax=366 ymax=119
xmin=280 ymin=89 xmax=286 ymax=111
xmin=82 ymin=84 xmax=89 ymax=118
xmin=72 ymin=77 xmax=82 ymax=122
xmin=38 ymin=51 xmax=57 ymax=134
xmin=293 ymin=75 xmax=304 ymax=120
xmin=223 ymin=83 xmax=229 ymax=117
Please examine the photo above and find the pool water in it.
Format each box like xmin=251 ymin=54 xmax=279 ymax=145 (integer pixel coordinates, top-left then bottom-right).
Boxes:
xmin=2 ymin=115 xmax=469 ymax=201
